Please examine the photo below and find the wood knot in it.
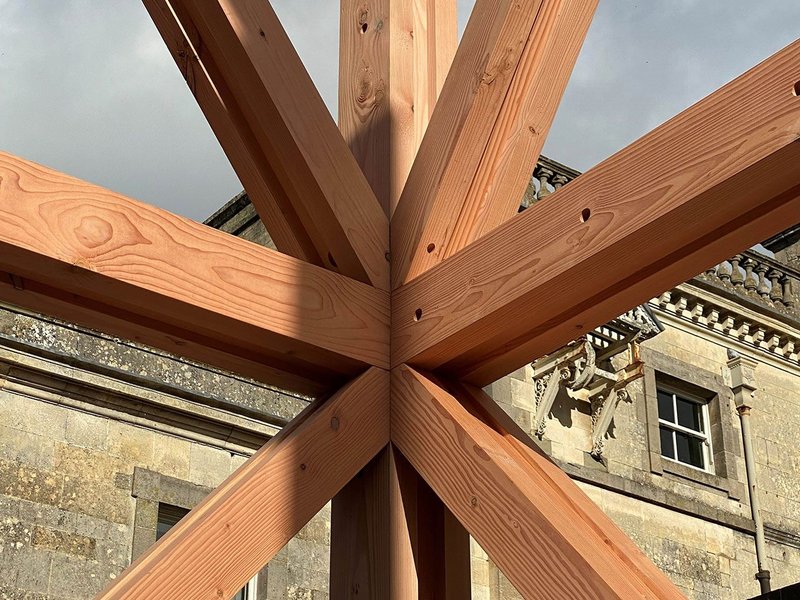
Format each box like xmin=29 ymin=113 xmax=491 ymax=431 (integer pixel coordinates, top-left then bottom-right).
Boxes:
xmin=75 ymin=216 xmax=114 ymax=249
xmin=330 ymin=416 xmax=340 ymax=431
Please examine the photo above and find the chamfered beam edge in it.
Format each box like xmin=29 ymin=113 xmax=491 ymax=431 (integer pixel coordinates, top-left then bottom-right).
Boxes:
xmin=156 ymin=0 xmax=390 ymax=290
xmin=391 ymin=365 xmax=684 ymax=599
xmin=96 ymin=367 xmax=390 ymax=599
xmin=0 ymin=152 xmax=390 ymax=396
xmin=393 ymin=39 xmax=800 ymax=385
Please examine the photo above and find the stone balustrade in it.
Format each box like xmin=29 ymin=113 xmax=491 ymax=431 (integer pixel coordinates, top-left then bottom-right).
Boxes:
xmin=702 ymin=249 xmax=798 ymax=312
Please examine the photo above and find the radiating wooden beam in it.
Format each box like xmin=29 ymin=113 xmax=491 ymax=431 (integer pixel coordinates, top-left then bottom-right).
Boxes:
xmin=97 ymin=368 xmax=390 ymax=599
xmin=393 ymin=40 xmax=800 ymax=385
xmin=156 ymin=0 xmax=390 ymax=290
xmin=391 ymin=0 xmax=596 ymax=288
xmin=142 ymin=0 xmax=319 ymax=263
xmin=339 ymin=0 xmax=457 ymax=214
xmin=0 ymin=153 xmax=389 ymax=396
xmin=333 ymin=3 xmax=465 ymax=596
xmin=391 ymin=365 xmax=684 ymax=599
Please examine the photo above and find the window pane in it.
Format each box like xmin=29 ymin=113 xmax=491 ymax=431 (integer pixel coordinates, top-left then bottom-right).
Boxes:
xmin=675 ymin=432 xmax=705 ymax=468
xmin=231 ymin=589 xmax=246 ymax=600
xmin=676 ymin=397 xmax=703 ymax=432
xmin=657 ymin=389 xmax=675 ymax=422
xmin=659 ymin=426 xmax=675 ymax=459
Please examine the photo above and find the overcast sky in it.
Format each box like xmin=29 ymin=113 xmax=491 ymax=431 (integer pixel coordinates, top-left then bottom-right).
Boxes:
xmin=1 ymin=1 xmax=798 ymax=222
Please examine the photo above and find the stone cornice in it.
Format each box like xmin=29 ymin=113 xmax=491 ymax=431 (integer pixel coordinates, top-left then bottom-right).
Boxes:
xmin=650 ymin=282 xmax=800 ymax=372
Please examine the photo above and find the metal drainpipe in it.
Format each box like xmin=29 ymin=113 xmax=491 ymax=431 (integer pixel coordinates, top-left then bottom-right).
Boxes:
xmin=728 ymin=351 xmax=771 ymax=594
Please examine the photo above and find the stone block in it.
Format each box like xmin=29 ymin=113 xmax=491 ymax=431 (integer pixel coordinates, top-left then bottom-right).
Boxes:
xmin=0 ymin=426 xmax=55 ymax=471
xmin=151 ymin=435 xmax=191 ymax=480
xmin=64 ymin=411 xmax=108 ymax=452
xmin=107 ymin=423 xmax=153 ymax=465
xmin=31 ymin=525 xmax=96 ymax=559
xmin=0 ymin=391 xmax=68 ymax=442
xmin=0 ymin=460 xmax=63 ymax=507
xmin=188 ymin=443 xmax=231 ymax=488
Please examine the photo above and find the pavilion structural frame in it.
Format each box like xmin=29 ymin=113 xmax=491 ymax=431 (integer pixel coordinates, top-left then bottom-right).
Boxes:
xmin=0 ymin=0 xmax=798 ymax=598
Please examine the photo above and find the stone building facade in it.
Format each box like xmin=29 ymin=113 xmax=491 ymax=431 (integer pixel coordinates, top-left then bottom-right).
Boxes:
xmin=0 ymin=158 xmax=799 ymax=599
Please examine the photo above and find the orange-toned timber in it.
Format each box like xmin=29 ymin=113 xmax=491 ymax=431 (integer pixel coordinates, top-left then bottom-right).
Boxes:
xmin=393 ymin=39 xmax=800 ymax=386
xmin=96 ymin=368 xmax=390 ymax=600
xmin=339 ymin=0 xmax=457 ymax=215
xmin=391 ymin=0 xmax=597 ymax=287
xmin=154 ymin=0 xmax=390 ymax=290
xmin=0 ymin=0 xmax=791 ymax=596
xmin=0 ymin=152 xmax=389 ymax=397
xmin=142 ymin=0 xmax=319 ymax=263
xmin=332 ymin=2 xmax=469 ymax=596
xmin=391 ymin=365 xmax=684 ymax=600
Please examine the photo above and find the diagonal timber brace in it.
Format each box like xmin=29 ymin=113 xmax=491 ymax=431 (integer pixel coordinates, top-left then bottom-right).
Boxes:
xmin=391 ymin=365 xmax=684 ymax=599
xmin=0 ymin=0 xmax=797 ymax=596
xmin=148 ymin=0 xmax=390 ymax=290
xmin=393 ymin=39 xmax=800 ymax=385
xmin=0 ymin=152 xmax=390 ymax=396
xmin=96 ymin=368 xmax=390 ymax=599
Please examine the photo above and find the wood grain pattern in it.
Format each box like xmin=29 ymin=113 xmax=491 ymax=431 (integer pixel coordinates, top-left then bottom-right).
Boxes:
xmin=339 ymin=0 xmax=456 ymax=215
xmin=388 ymin=445 xmax=471 ymax=600
xmin=401 ymin=0 xmax=596 ymax=282
xmin=393 ymin=39 xmax=800 ymax=384
xmin=97 ymin=368 xmax=390 ymax=600
xmin=330 ymin=448 xmax=391 ymax=599
xmin=0 ymin=152 xmax=389 ymax=395
xmin=391 ymin=365 xmax=685 ymax=599
xmin=392 ymin=0 xmax=555 ymax=287
xmin=166 ymin=0 xmax=390 ymax=290
xmin=333 ymin=3 xmax=460 ymax=595
xmin=142 ymin=0 xmax=319 ymax=264
xmin=453 ymin=379 xmax=683 ymax=597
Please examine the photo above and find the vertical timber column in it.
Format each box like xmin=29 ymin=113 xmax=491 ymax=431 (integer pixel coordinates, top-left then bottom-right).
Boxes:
xmin=338 ymin=0 xmax=456 ymax=215
xmin=332 ymin=1 xmax=468 ymax=598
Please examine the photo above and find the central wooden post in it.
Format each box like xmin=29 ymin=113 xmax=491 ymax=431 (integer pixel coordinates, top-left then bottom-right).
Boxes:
xmin=331 ymin=1 xmax=470 ymax=598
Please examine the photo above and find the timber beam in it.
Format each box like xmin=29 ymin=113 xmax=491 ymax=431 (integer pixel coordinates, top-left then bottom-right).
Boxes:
xmin=96 ymin=368 xmax=390 ymax=599
xmin=142 ymin=0 xmax=320 ymax=263
xmin=393 ymin=39 xmax=800 ymax=386
xmin=0 ymin=152 xmax=389 ymax=396
xmin=391 ymin=0 xmax=597 ymax=287
xmin=150 ymin=0 xmax=390 ymax=290
xmin=391 ymin=365 xmax=684 ymax=599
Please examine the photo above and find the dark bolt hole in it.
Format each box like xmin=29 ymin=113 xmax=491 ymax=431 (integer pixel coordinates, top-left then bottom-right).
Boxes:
xmin=414 ymin=308 xmax=423 ymax=321
xmin=581 ymin=208 xmax=591 ymax=223
xmin=426 ymin=243 xmax=435 ymax=253
xmin=361 ymin=22 xmax=368 ymax=33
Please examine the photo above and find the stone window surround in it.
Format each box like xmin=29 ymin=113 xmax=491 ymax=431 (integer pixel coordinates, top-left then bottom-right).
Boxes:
xmin=641 ymin=347 xmax=743 ymax=500
xmin=130 ymin=467 xmax=269 ymax=598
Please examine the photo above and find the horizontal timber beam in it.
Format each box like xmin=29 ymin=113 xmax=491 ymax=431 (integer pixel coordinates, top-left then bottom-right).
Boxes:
xmin=391 ymin=0 xmax=596 ymax=287
xmin=142 ymin=0 xmax=319 ymax=263
xmin=393 ymin=40 xmax=800 ymax=385
xmin=0 ymin=153 xmax=389 ymax=396
xmin=159 ymin=0 xmax=390 ymax=290
xmin=97 ymin=367 xmax=390 ymax=599
xmin=391 ymin=365 xmax=684 ymax=599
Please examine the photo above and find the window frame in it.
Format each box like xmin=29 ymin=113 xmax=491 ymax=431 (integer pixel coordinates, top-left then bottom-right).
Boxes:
xmin=656 ymin=384 xmax=713 ymax=473
xmin=131 ymin=468 xmax=267 ymax=599
xmin=640 ymin=348 xmax=744 ymax=500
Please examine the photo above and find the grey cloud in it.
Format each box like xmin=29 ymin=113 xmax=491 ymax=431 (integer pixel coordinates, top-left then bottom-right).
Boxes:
xmin=0 ymin=1 xmax=797 ymax=221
